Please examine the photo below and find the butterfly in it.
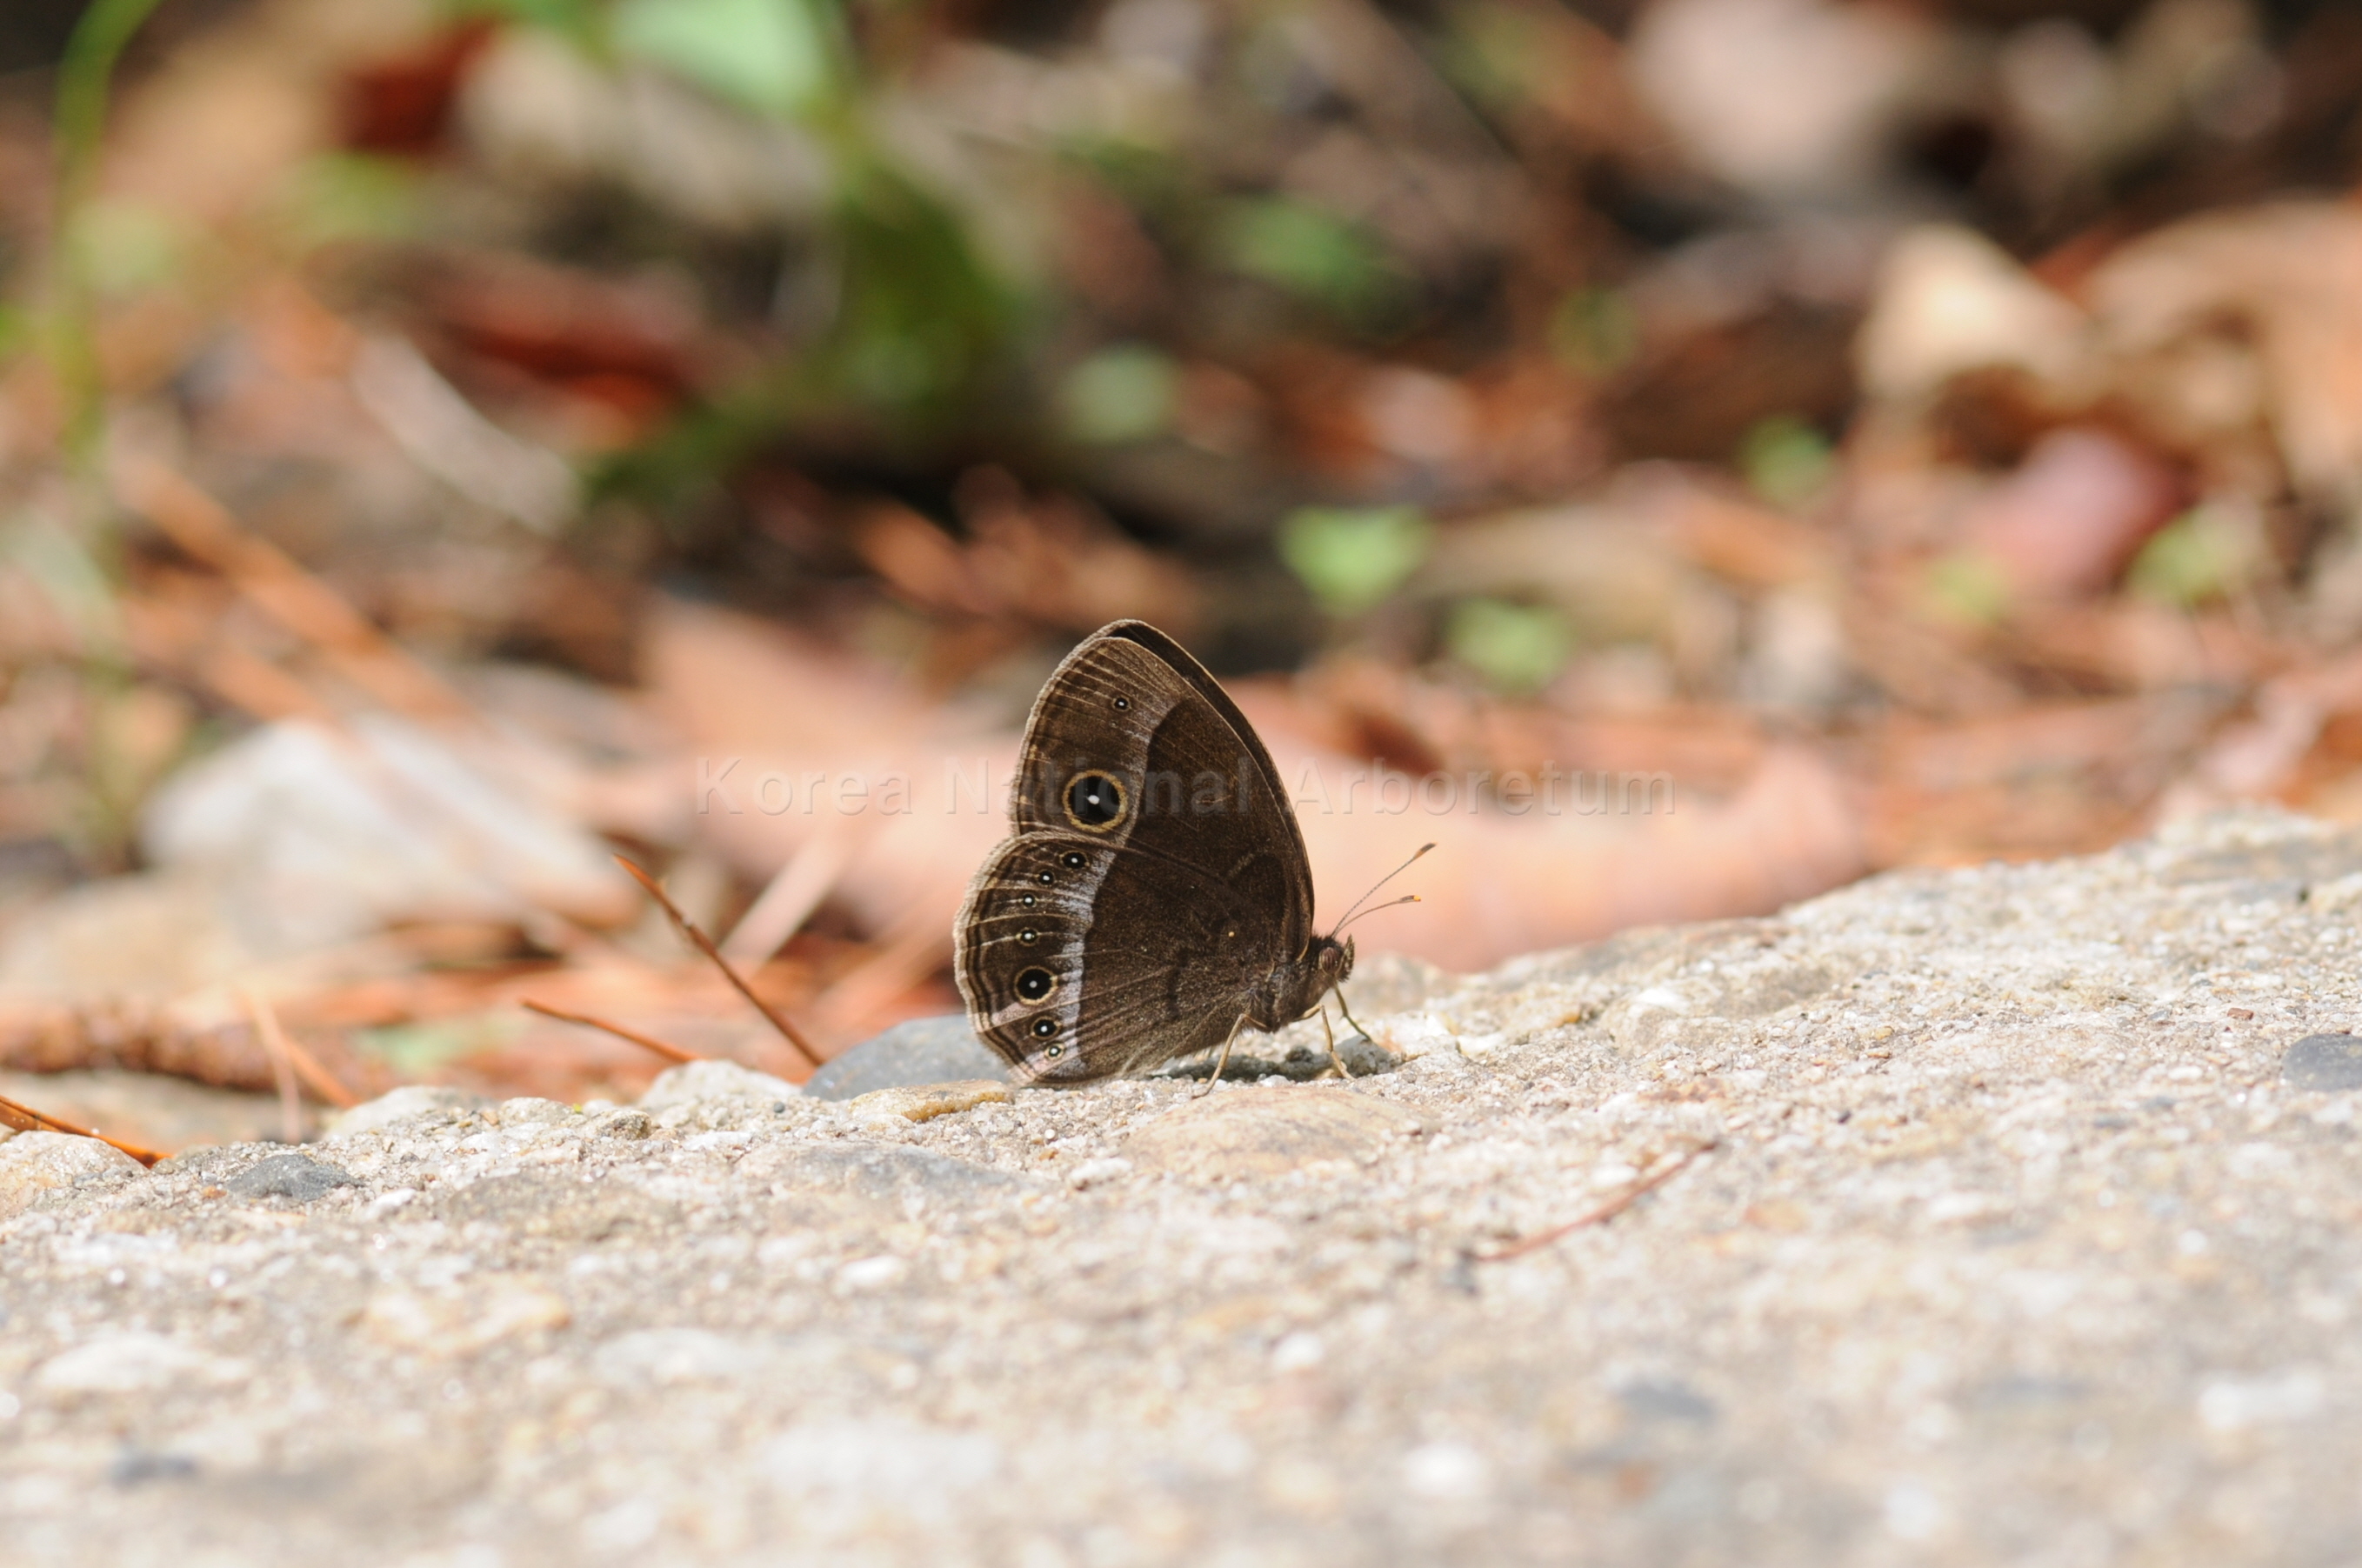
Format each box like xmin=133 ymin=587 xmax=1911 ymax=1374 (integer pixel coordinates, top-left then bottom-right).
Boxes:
xmin=954 ymin=620 xmax=1422 ymax=1085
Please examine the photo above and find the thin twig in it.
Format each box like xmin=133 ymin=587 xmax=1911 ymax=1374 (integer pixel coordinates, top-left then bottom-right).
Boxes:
xmin=522 ymin=999 xmax=705 ymax=1065
xmin=0 ymin=1091 xmax=165 ymax=1168
xmin=117 ymin=461 xmax=473 ymax=722
xmin=243 ymin=988 xmax=304 ymax=1144
xmin=614 ymin=856 xmax=821 ymax=1070
xmin=1474 ymin=1139 xmax=1719 ymax=1263
xmin=276 ymin=1028 xmax=359 ymax=1109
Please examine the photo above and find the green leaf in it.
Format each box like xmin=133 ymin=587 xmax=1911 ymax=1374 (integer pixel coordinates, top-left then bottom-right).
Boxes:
xmin=1058 ymin=345 xmax=1178 ymax=444
xmin=1278 ymin=505 xmax=1431 ymax=616
xmin=596 ymin=150 xmax=1019 ymax=497
xmin=1924 ymin=550 xmax=2012 ymax=626
xmin=50 ymin=0 xmax=171 ymax=469
xmin=70 ymin=200 xmax=183 ymax=300
xmin=446 ymin=0 xmax=604 ymax=40
xmin=1445 ymin=598 xmax=1572 ymax=694
xmin=277 ymin=153 xmax=423 ymax=250
xmin=823 ymin=158 xmax=1018 ymax=413
xmin=1 ymin=512 xmax=125 ymax=654
xmin=612 ymin=0 xmax=837 ymax=118
xmin=355 ymin=1015 xmax=520 ymax=1075
xmin=1218 ymin=197 xmax=1404 ymax=322
xmin=1547 ymin=287 xmax=1638 ymax=377
xmin=1739 ymin=414 xmax=1834 ymax=510
xmin=2127 ymin=506 xmax=2251 ymax=607
xmin=1435 ymin=0 xmax=1542 ymax=113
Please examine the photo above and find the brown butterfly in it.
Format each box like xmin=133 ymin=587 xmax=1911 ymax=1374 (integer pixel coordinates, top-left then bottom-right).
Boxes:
xmin=954 ymin=620 xmax=1423 ymax=1085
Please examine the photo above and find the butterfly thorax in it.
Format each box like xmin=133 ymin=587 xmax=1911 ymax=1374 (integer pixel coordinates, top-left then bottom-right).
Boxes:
xmin=1249 ymin=934 xmax=1354 ymax=1031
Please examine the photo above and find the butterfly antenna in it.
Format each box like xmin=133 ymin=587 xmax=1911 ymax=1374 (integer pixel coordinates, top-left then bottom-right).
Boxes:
xmin=1335 ymin=893 xmax=1420 ymax=935
xmin=1329 ymin=843 xmax=1434 ymax=934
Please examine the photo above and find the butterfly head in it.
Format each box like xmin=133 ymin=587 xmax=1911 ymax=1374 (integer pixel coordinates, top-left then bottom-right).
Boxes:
xmin=1315 ymin=932 xmax=1354 ymax=986
xmin=1260 ymin=931 xmax=1354 ymax=1029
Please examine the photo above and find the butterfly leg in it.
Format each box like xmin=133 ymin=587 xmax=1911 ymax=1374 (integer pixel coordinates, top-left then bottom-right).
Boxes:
xmin=1333 ymin=989 xmax=1375 ymax=1046
xmin=1194 ymin=1013 xmax=1251 ymax=1098
xmin=1316 ymin=1005 xmax=1346 ymax=1079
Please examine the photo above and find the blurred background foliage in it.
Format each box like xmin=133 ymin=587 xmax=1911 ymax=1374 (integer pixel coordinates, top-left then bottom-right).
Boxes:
xmin=4 ymin=0 xmax=2362 ymax=1118
xmin=0 ymin=0 xmax=2352 ymax=753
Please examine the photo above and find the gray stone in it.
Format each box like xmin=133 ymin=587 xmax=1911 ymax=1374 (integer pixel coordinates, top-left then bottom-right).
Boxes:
xmin=0 ymin=1131 xmax=142 ymax=1217
xmin=2281 ymin=1032 xmax=2362 ymax=1091
xmin=109 ymin=1450 xmax=198 ymax=1487
xmin=816 ymin=1012 xmax=1404 ymax=1098
xmin=637 ymin=1058 xmax=801 ymax=1111
xmin=33 ymin=1331 xmax=250 ymax=1394
xmin=497 ymin=1096 xmax=574 ymax=1126
xmin=1616 ymin=1378 xmax=1718 ymax=1425
xmin=7 ymin=806 xmax=2362 ymax=1566
xmin=1151 ymin=1031 xmax=1405 ymax=1082
xmin=224 ymin=1152 xmax=356 ymax=1203
xmin=326 ymin=1084 xmax=489 ymax=1137
xmin=1121 ymin=1085 xmax=1427 ymax=1179
xmin=740 ymin=1140 xmax=1038 ymax=1225
xmin=804 ymin=1014 xmax=1006 ymax=1099
xmin=432 ymin=1170 xmax=680 ymax=1243
xmin=585 ymin=1107 xmax=654 ymax=1140
xmin=1337 ymin=950 xmax=1453 ymax=1015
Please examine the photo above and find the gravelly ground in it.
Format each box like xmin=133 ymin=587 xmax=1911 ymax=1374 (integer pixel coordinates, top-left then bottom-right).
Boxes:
xmin=5 ymin=807 xmax=2362 ymax=1567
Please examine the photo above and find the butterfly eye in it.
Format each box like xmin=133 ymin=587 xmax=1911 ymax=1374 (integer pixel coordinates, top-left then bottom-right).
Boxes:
xmin=1044 ymin=1044 xmax=1064 ymax=1058
xmin=1037 ymin=871 xmax=1056 ymax=886
xmin=1018 ymin=927 xmax=1040 ymax=945
xmin=1062 ymin=851 xmax=1087 ymax=869
xmin=1031 ymin=1018 xmax=1058 ymax=1039
xmin=1016 ymin=967 xmax=1055 ymax=1001
xmin=1064 ymin=772 xmax=1125 ymax=831
xmin=1112 ymin=697 xmax=1130 ymax=711
xmin=1019 ymin=893 xmax=1038 ymax=908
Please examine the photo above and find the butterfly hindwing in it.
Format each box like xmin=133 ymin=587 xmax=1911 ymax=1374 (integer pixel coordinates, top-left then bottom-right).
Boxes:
xmin=958 ymin=831 xmax=1263 ymax=1079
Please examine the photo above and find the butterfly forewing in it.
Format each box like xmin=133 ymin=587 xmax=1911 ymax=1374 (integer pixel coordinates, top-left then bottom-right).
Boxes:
xmin=955 ymin=621 xmax=1318 ymax=1082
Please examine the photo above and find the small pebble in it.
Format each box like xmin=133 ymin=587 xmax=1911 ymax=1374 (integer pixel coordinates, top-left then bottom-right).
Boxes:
xmin=846 ymin=1080 xmax=1011 ymax=1124
xmin=588 ymin=1109 xmax=655 ymax=1141
xmin=1123 ymin=1087 xmax=1426 ymax=1180
xmin=0 ymin=1133 xmax=141 ymax=1218
xmin=639 ymin=1060 xmax=802 ymax=1112
xmin=2280 ymin=1034 xmax=2362 ymax=1092
xmin=226 ymin=1154 xmax=356 ymax=1204
xmin=806 ymin=1016 xmax=1005 ymax=1100
xmin=1066 ymin=1157 xmax=1133 ymax=1190
xmin=363 ymin=1275 xmax=570 ymax=1355
xmin=110 ymin=1450 xmax=198 ymax=1488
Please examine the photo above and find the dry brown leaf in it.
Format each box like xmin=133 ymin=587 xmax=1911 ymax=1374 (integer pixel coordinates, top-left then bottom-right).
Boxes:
xmin=2087 ymin=202 xmax=2362 ymax=510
